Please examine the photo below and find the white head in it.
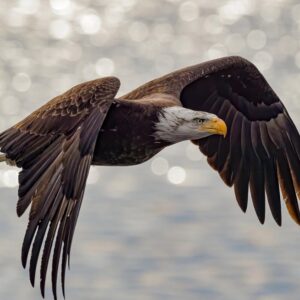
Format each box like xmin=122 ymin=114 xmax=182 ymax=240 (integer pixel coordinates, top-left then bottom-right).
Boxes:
xmin=154 ymin=106 xmax=227 ymax=143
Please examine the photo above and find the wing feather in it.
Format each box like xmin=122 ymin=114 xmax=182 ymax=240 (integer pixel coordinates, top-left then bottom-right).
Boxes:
xmin=249 ymin=151 xmax=265 ymax=224
xmin=234 ymin=159 xmax=250 ymax=213
xmin=264 ymin=157 xmax=281 ymax=225
xmin=0 ymin=77 xmax=120 ymax=299
xmin=174 ymin=56 xmax=299 ymax=225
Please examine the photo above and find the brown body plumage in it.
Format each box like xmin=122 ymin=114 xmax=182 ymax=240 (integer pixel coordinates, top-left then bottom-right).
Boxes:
xmin=93 ymin=99 xmax=165 ymax=165
xmin=0 ymin=56 xmax=299 ymax=299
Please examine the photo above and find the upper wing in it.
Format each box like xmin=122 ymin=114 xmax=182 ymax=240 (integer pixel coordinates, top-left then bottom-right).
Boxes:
xmin=0 ymin=77 xmax=120 ymax=299
xmin=122 ymin=56 xmax=244 ymax=100
xmin=123 ymin=56 xmax=299 ymax=226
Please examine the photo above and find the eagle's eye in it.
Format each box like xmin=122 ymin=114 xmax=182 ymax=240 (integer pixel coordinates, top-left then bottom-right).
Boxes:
xmin=193 ymin=118 xmax=206 ymax=124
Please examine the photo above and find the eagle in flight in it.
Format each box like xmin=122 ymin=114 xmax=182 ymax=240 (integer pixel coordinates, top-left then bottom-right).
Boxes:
xmin=0 ymin=56 xmax=299 ymax=299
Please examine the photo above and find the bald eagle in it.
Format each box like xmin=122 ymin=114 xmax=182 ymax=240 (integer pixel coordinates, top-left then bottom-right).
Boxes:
xmin=0 ymin=56 xmax=299 ymax=299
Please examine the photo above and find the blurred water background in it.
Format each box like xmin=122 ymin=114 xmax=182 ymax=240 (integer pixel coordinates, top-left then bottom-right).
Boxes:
xmin=0 ymin=0 xmax=300 ymax=299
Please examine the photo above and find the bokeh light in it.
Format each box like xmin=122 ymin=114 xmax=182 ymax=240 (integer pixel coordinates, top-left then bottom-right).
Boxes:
xmin=79 ymin=13 xmax=102 ymax=35
xmin=49 ymin=19 xmax=72 ymax=39
xmin=151 ymin=157 xmax=169 ymax=175
xmin=178 ymin=1 xmax=199 ymax=22
xmin=252 ymin=51 xmax=273 ymax=71
xmin=246 ymin=30 xmax=267 ymax=50
xmin=18 ymin=0 xmax=40 ymax=15
xmin=95 ymin=58 xmax=115 ymax=76
xmin=167 ymin=166 xmax=186 ymax=184
xmin=218 ymin=0 xmax=254 ymax=24
xmin=204 ymin=15 xmax=223 ymax=35
xmin=128 ymin=21 xmax=149 ymax=42
xmin=1 ymin=96 xmax=20 ymax=116
xmin=50 ymin=0 xmax=71 ymax=11
xmin=1 ymin=169 xmax=18 ymax=188
xmin=225 ymin=34 xmax=246 ymax=53
xmin=12 ymin=73 xmax=31 ymax=92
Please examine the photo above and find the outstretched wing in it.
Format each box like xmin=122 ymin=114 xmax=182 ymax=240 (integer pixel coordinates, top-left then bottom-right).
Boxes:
xmin=180 ymin=57 xmax=299 ymax=225
xmin=0 ymin=77 xmax=120 ymax=299
xmin=123 ymin=56 xmax=299 ymax=226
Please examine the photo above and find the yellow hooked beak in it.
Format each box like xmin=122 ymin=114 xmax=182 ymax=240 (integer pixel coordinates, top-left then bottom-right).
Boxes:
xmin=200 ymin=117 xmax=227 ymax=137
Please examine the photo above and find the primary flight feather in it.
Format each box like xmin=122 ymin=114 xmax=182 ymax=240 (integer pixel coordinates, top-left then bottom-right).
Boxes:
xmin=0 ymin=56 xmax=299 ymax=299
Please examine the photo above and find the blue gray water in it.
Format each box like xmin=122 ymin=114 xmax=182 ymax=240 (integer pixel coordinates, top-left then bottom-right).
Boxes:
xmin=0 ymin=0 xmax=300 ymax=299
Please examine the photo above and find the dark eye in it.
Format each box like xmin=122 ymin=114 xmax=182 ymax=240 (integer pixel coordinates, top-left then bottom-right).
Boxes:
xmin=194 ymin=118 xmax=205 ymax=124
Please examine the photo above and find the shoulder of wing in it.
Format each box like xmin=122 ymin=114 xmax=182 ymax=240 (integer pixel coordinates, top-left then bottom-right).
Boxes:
xmin=14 ymin=77 xmax=120 ymax=133
xmin=40 ymin=76 xmax=120 ymax=116
xmin=122 ymin=56 xmax=259 ymax=100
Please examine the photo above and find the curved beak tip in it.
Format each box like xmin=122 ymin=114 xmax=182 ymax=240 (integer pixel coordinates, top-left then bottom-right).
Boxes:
xmin=217 ymin=118 xmax=227 ymax=138
xmin=203 ymin=117 xmax=227 ymax=138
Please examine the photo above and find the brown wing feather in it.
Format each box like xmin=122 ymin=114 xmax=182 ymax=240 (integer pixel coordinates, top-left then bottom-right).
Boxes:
xmin=0 ymin=76 xmax=120 ymax=299
xmin=177 ymin=57 xmax=299 ymax=226
xmin=122 ymin=57 xmax=248 ymax=100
